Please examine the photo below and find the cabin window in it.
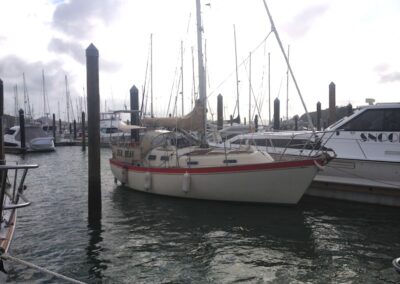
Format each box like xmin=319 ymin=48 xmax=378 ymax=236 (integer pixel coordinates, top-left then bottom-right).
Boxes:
xmin=231 ymin=139 xmax=247 ymax=145
xmin=187 ymin=161 xmax=199 ymax=165
xmin=223 ymin=159 xmax=237 ymax=164
xmin=342 ymin=108 xmax=400 ymax=131
xmin=5 ymin=129 xmax=16 ymax=135
xmin=148 ymin=155 xmax=156 ymax=160
xmin=160 ymin=156 xmax=169 ymax=161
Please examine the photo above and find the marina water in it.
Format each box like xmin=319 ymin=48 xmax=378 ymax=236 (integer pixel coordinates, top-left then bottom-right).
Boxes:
xmin=4 ymin=147 xmax=400 ymax=283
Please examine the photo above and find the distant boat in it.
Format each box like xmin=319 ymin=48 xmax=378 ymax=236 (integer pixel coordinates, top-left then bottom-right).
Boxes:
xmin=100 ymin=112 xmax=125 ymax=146
xmin=4 ymin=125 xmax=55 ymax=153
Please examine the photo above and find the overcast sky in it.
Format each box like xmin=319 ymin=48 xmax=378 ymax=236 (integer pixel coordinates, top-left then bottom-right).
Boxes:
xmin=1 ymin=0 xmax=399 ymax=124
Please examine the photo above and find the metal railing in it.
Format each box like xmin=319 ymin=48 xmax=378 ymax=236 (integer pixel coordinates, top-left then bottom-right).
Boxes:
xmin=0 ymin=164 xmax=38 ymax=223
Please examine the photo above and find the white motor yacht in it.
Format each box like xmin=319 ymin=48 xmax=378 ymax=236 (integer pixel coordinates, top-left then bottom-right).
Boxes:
xmin=4 ymin=125 xmax=55 ymax=153
xmin=225 ymin=103 xmax=400 ymax=206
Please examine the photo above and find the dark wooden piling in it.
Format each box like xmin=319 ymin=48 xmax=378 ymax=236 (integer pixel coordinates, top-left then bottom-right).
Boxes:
xmin=0 ymin=79 xmax=4 ymax=222
xmin=329 ymin=82 xmax=336 ymax=125
xmin=19 ymin=109 xmax=26 ymax=151
xmin=317 ymin=101 xmax=321 ymax=131
xmin=0 ymin=79 xmax=4 ymax=163
xmin=86 ymin=43 xmax=101 ymax=222
xmin=254 ymin=115 xmax=258 ymax=132
xmin=73 ymin=119 xmax=77 ymax=140
xmin=294 ymin=115 xmax=298 ymax=131
xmin=130 ymin=85 xmax=140 ymax=142
xmin=82 ymin=111 xmax=86 ymax=151
xmin=69 ymin=124 xmax=72 ymax=138
xmin=217 ymin=94 xmax=223 ymax=130
xmin=230 ymin=115 xmax=233 ymax=126
xmin=52 ymin=114 xmax=56 ymax=142
xmin=59 ymin=119 xmax=62 ymax=134
xmin=273 ymin=98 xmax=280 ymax=130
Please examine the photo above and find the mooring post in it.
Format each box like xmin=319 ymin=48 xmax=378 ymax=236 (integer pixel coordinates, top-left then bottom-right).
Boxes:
xmin=0 ymin=79 xmax=4 ymax=164
xmin=0 ymin=79 xmax=4 ymax=222
xmin=52 ymin=113 xmax=56 ymax=142
xmin=329 ymin=82 xmax=336 ymax=125
xmin=130 ymin=85 xmax=140 ymax=142
xmin=294 ymin=115 xmax=299 ymax=131
xmin=82 ymin=111 xmax=86 ymax=151
xmin=254 ymin=115 xmax=258 ymax=132
xmin=217 ymin=94 xmax=223 ymax=130
xmin=69 ymin=124 xmax=72 ymax=140
xmin=273 ymin=98 xmax=280 ymax=130
xmin=317 ymin=102 xmax=321 ymax=131
xmin=86 ymin=43 xmax=101 ymax=222
xmin=230 ymin=115 xmax=233 ymax=126
xmin=19 ymin=109 xmax=26 ymax=152
xmin=73 ymin=119 xmax=77 ymax=140
xmin=59 ymin=119 xmax=62 ymax=135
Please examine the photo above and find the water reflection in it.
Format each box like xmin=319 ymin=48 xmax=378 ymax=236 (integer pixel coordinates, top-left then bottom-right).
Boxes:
xmin=108 ymin=186 xmax=315 ymax=282
xmin=86 ymin=222 xmax=107 ymax=283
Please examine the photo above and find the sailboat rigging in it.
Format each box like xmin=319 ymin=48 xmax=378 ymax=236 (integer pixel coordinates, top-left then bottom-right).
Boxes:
xmin=108 ymin=0 xmax=332 ymax=205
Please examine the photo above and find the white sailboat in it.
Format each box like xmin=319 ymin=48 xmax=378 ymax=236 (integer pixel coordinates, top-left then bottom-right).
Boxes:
xmin=109 ymin=0 xmax=332 ymax=205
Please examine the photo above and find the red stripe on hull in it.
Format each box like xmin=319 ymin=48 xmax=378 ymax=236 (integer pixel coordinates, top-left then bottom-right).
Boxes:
xmin=110 ymin=158 xmax=318 ymax=174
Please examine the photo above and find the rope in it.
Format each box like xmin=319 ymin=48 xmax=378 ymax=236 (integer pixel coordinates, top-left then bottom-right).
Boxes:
xmin=1 ymin=253 xmax=86 ymax=284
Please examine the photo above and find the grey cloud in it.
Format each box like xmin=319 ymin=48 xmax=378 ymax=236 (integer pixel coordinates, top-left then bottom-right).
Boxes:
xmin=48 ymin=37 xmax=85 ymax=64
xmin=0 ymin=55 xmax=78 ymax=116
xmin=374 ymin=63 xmax=390 ymax=73
xmin=379 ymin=72 xmax=400 ymax=83
xmin=52 ymin=0 xmax=122 ymax=39
xmin=48 ymin=38 xmax=121 ymax=72
xmin=283 ymin=4 xmax=330 ymax=39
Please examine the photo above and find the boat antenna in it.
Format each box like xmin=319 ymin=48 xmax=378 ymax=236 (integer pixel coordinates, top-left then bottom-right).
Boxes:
xmin=261 ymin=0 xmax=315 ymax=130
xmin=195 ymin=0 xmax=208 ymax=147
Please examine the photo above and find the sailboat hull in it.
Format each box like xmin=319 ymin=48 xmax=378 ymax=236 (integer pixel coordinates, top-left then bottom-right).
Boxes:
xmin=110 ymin=159 xmax=320 ymax=204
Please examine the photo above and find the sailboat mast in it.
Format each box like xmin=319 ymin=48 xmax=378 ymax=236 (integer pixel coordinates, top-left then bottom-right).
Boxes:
xmin=262 ymin=0 xmax=314 ymax=130
xmin=248 ymin=52 xmax=251 ymax=125
xmin=286 ymin=45 xmax=290 ymax=120
xmin=150 ymin=33 xmax=154 ymax=118
xmin=65 ymin=75 xmax=70 ymax=124
xmin=195 ymin=0 xmax=207 ymax=145
xmin=268 ymin=52 xmax=271 ymax=125
xmin=233 ymin=25 xmax=240 ymax=121
xmin=191 ymin=46 xmax=196 ymax=110
xmin=181 ymin=40 xmax=184 ymax=116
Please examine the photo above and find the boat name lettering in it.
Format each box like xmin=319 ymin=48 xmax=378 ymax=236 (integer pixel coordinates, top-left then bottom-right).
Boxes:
xmin=360 ymin=132 xmax=400 ymax=143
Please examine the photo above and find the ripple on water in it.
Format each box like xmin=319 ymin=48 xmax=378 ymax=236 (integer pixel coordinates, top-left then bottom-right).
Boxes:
xmin=3 ymin=148 xmax=400 ymax=283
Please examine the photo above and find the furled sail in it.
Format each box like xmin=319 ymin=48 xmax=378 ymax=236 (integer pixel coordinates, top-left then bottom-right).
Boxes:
xmin=141 ymin=100 xmax=205 ymax=132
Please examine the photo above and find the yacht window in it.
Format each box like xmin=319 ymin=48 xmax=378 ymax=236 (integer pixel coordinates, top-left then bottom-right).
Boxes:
xmin=231 ymin=139 xmax=247 ymax=145
xmin=383 ymin=109 xmax=400 ymax=131
xmin=148 ymin=155 xmax=156 ymax=160
xmin=187 ymin=161 xmax=199 ymax=165
xmin=223 ymin=159 xmax=237 ymax=164
xmin=5 ymin=129 xmax=16 ymax=135
xmin=342 ymin=108 xmax=400 ymax=131
xmin=160 ymin=156 xmax=169 ymax=161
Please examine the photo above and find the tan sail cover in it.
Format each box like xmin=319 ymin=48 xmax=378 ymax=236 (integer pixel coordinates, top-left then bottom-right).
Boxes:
xmin=142 ymin=100 xmax=205 ymax=132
